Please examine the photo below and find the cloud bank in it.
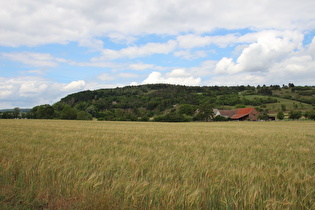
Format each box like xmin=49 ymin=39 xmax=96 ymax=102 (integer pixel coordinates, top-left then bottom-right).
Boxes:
xmin=0 ymin=0 xmax=315 ymax=108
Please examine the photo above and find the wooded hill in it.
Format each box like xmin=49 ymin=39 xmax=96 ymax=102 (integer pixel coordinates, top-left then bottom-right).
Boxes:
xmin=2 ymin=84 xmax=315 ymax=121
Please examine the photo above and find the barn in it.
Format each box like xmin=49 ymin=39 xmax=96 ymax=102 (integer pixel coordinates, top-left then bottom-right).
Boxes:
xmin=214 ymin=107 xmax=259 ymax=121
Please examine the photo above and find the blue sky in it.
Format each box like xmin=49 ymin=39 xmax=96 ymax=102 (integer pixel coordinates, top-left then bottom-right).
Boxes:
xmin=1 ymin=0 xmax=315 ymax=108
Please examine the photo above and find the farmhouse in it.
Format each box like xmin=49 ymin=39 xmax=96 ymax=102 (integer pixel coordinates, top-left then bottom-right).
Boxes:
xmin=214 ymin=107 xmax=259 ymax=121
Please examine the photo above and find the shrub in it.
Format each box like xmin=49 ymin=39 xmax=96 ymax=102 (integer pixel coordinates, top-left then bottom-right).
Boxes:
xmin=277 ymin=111 xmax=285 ymax=120
xmin=304 ymin=110 xmax=315 ymax=120
xmin=288 ymin=110 xmax=302 ymax=120
xmin=213 ymin=115 xmax=229 ymax=121
xmin=77 ymin=111 xmax=93 ymax=120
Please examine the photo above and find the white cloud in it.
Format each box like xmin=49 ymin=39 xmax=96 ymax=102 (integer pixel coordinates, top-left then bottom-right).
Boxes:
xmin=79 ymin=38 xmax=104 ymax=50
xmin=166 ymin=69 xmax=191 ymax=78
xmin=1 ymin=52 xmax=59 ymax=67
xmin=214 ymin=31 xmax=304 ymax=74
xmin=0 ymin=79 xmax=13 ymax=98
xmin=62 ymin=80 xmax=86 ymax=91
xmin=0 ymin=1 xmax=88 ymax=46
xmin=206 ymin=73 xmax=266 ymax=86
xmin=207 ymin=34 xmax=315 ymax=86
xmin=142 ymin=69 xmax=201 ymax=86
xmin=188 ymin=60 xmax=218 ymax=77
xmin=1 ymin=52 xmax=125 ymax=70
xmin=19 ymin=83 xmax=49 ymax=97
xmin=174 ymin=50 xmax=207 ymax=59
xmin=177 ymin=34 xmax=238 ymax=49
xmin=176 ymin=30 xmax=304 ymax=50
xmin=142 ymin=72 xmax=163 ymax=84
xmin=0 ymin=77 xmax=88 ymax=108
xmin=268 ymin=54 xmax=315 ymax=84
xmin=2 ymin=0 xmax=314 ymax=47
xmin=129 ymin=63 xmax=154 ymax=71
xmin=309 ymin=37 xmax=315 ymax=57
xmin=214 ymin=57 xmax=236 ymax=74
xmin=95 ymin=40 xmax=177 ymax=60
xmin=130 ymin=82 xmax=138 ymax=86
xmin=107 ymin=33 xmax=137 ymax=44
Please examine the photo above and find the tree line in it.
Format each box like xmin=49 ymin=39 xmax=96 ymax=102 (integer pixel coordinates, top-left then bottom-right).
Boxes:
xmin=1 ymin=84 xmax=315 ymax=121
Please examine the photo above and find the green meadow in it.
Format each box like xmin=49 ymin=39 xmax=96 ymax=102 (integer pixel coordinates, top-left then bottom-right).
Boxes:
xmin=0 ymin=120 xmax=314 ymax=209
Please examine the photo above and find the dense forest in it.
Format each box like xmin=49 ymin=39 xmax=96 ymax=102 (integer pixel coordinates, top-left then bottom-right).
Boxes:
xmin=1 ymin=83 xmax=315 ymax=121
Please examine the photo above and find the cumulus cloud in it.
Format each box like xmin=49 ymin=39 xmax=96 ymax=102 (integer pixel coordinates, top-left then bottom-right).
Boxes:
xmin=207 ymin=34 xmax=315 ymax=86
xmin=214 ymin=57 xmax=236 ymax=74
xmin=0 ymin=77 xmax=87 ymax=108
xmin=62 ymin=80 xmax=86 ymax=91
xmin=142 ymin=69 xmax=201 ymax=86
xmin=214 ymin=31 xmax=304 ymax=74
xmin=166 ymin=69 xmax=191 ymax=78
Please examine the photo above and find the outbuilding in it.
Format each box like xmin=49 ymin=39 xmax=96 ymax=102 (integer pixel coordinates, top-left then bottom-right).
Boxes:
xmin=214 ymin=107 xmax=258 ymax=121
xmin=231 ymin=108 xmax=258 ymax=121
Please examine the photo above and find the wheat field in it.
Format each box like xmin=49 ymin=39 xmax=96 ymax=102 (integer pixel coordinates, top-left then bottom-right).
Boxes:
xmin=0 ymin=119 xmax=314 ymax=209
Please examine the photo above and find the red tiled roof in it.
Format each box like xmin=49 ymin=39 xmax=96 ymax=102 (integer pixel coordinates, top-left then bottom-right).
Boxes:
xmin=231 ymin=108 xmax=255 ymax=119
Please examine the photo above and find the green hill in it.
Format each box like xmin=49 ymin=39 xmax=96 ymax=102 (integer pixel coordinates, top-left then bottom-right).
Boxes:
xmin=54 ymin=84 xmax=315 ymax=121
xmin=2 ymin=84 xmax=314 ymax=121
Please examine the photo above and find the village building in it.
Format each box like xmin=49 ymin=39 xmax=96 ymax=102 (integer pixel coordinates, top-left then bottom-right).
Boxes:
xmin=214 ymin=107 xmax=259 ymax=121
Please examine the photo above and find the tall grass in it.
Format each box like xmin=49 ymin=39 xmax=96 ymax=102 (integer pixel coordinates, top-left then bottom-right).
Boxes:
xmin=0 ymin=120 xmax=314 ymax=209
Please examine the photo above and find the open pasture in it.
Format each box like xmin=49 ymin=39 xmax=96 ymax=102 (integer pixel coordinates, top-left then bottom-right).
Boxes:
xmin=0 ymin=120 xmax=314 ymax=209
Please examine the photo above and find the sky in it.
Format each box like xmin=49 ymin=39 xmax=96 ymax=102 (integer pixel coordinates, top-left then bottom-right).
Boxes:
xmin=1 ymin=0 xmax=315 ymax=108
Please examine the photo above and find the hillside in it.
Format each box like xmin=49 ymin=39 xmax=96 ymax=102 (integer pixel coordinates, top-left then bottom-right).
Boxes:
xmin=1 ymin=84 xmax=315 ymax=121
xmin=55 ymin=84 xmax=315 ymax=121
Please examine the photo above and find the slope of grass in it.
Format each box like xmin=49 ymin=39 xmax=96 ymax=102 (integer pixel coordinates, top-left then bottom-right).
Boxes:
xmin=0 ymin=120 xmax=314 ymax=209
xmin=243 ymin=95 xmax=313 ymax=113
